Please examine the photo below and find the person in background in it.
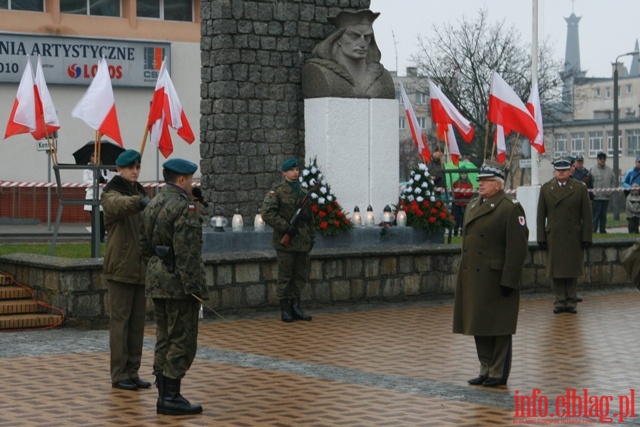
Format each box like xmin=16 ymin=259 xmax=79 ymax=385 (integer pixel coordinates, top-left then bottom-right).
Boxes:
xmin=101 ymin=149 xmax=151 ymax=391
xmin=572 ymin=155 xmax=593 ymax=201
xmin=451 ymin=170 xmax=473 ymax=236
xmin=83 ymin=153 xmax=112 ymax=242
xmin=589 ymin=152 xmax=617 ymax=233
xmin=428 ymin=148 xmax=445 ymax=190
xmin=453 ymin=160 xmax=528 ymax=388
xmin=626 ymin=185 xmax=640 ymax=233
xmin=537 ymin=158 xmax=593 ymax=314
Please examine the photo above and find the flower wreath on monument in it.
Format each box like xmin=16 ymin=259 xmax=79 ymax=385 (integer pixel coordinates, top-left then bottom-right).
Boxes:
xmin=396 ymin=163 xmax=456 ymax=233
xmin=299 ymin=157 xmax=353 ymax=236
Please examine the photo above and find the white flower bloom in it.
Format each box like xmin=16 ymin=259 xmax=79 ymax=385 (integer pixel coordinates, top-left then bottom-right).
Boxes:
xmin=418 ymin=163 xmax=427 ymax=171
xmin=416 ymin=196 xmax=424 ymax=202
xmin=404 ymin=186 xmax=413 ymax=193
xmin=327 ymin=195 xmax=333 ymax=202
xmin=311 ymin=166 xmax=317 ymax=173
xmin=318 ymin=197 xmax=326 ymax=204
xmin=302 ymin=170 xmax=309 ymax=176
xmin=318 ymin=173 xmax=323 ymax=180
xmin=408 ymin=179 xmax=414 ymax=186
xmin=320 ymin=186 xmax=327 ymax=194
xmin=311 ymin=193 xmax=318 ymax=199
xmin=425 ymin=190 xmax=431 ymax=196
xmin=430 ymin=196 xmax=436 ymax=202
xmin=414 ymin=174 xmax=422 ymax=181
xmin=408 ymin=195 xmax=415 ymax=202
xmin=310 ymin=179 xmax=317 ymax=186
xmin=421 ymin=181 xmax=429 ymax=188
xmin=414 ymin=187 xmax=422 ymax=194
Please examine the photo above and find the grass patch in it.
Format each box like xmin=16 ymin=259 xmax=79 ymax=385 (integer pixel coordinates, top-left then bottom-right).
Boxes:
xmin=0 ymin=243 xmax=104 ymax=258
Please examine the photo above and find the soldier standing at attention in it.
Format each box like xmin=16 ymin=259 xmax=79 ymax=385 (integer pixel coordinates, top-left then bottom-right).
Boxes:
xmin=101 ymin=149 xmax=151 ymax=391
xmin=140 ymin=158 xmax=208 ymax=415
xmin=262 ymin=157 xmax=315 ymax=323
xmin=453 ymin=161 xmax=528 ymax=388
xmin=537 ymin=158 xmax=593 ymax=314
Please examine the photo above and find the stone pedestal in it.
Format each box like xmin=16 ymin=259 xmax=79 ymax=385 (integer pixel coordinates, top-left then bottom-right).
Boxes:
xmin=304 ymin=98 xmax=399 ymax=219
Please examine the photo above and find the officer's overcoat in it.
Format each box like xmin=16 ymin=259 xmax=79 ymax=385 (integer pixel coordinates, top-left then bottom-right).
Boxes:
xmin=536 ymin=178 xmax=593 ymax=279
xmin=453 ymin=190 xmax=528 ymax=336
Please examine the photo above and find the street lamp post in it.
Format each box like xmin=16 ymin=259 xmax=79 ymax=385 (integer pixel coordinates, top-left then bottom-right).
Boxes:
xmin=613 ymin=50 xmax=639 ymax=220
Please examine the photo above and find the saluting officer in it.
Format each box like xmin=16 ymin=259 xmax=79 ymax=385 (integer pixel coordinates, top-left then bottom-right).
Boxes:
xmin=262 ymin=157 xmax=315 ymax=323
xmin=537 ymin=157 xmax=593 ymax=314
xmin=140 ymin=158 xmax=209 ymax=416
xmin=453 ymin=161 xmax=529 ymax=388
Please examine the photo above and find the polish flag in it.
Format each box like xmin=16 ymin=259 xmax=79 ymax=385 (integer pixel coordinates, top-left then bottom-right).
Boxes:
xmin=429 ymin=80 xmax=475 ymax=166
xmin=400 ymin=83 xmax=431 ymax=164
xmin=32 ymin=55 xmax=60 ymax=140
xmin=72 ymin=57 xmax=122 ymax=145
xmin=4 ymin=58 xmax=37 ymax=139
xmin=146 ymin=58 xmax=195 ymax=158
xmin=494 ymin=125 xmax=509 ymax=164
xmin=526 ymin=81 xmax=545 ymax=154
xmin=488 ymin=71 xmax=538 ymax=142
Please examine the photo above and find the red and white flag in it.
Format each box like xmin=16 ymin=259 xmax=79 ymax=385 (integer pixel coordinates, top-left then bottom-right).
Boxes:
xmin=32 ymin=55 xmax=60 ymax=140
xmin=4 ymin=58 xmax=37 ymax=139
xmin=146 ymin=58 xmax=195 ymax=158
xmin=400 ymin=83 xmax=431 ymax=164
xmin=429 ymin=80 xmax=475 ymax=166
xmin=488 ymin=71 xmax=538 ymax=142
xmin=494 ymin=125 xmax=509 ymax=164
xmin=526 ymin=81 xmax=545 ymax=155
xmin=72 ymin=57 xmax=122 ymax=145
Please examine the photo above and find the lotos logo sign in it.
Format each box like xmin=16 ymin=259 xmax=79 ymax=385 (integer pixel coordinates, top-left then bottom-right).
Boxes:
xmin=67 ymin=63 xmax=123 ymax=80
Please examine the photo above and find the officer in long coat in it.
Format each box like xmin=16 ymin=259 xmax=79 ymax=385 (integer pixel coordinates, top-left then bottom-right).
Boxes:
xmin=453 ymin=161 xmax=528 ymax=388
xmin=537 ymin=158 xmax=593 ymax=314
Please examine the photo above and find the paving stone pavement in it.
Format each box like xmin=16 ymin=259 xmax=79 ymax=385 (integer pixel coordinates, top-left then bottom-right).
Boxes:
xmin=2 ymin=289 xmax=640 ymax=426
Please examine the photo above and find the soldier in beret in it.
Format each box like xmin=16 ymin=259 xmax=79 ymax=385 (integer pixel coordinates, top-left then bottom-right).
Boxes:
xmin=453 ymin=160 xmax=528 ymax=387
xmin=262 ymin=157 xmax=315 ymax=322
xmin=140 ymin=158 xmax=209 ymax=415
xmin=101 ymin=149 xmax=151 ymax=391
xmin=537 ymin=158 xmax=593 ymax=314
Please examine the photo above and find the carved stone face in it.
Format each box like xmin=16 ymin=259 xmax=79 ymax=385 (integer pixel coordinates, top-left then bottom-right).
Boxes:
xmin=337 ymin=24 xmax=373 ymax=61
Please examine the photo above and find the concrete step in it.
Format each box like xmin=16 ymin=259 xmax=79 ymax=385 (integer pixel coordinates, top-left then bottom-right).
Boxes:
xmin=0 ymin=313 xmax=63 ymax=330
xmin=0 ymin=299 xmax=47 ymax=315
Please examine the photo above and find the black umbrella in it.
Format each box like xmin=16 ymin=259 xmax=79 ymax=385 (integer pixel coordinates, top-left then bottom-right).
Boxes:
xmin=72 ymin=140 xmax=125 ymax=166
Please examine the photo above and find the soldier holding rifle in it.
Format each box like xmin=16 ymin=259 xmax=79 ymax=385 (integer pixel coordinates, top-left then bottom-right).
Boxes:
xmin=262 ymin=158 xmax=316 ymax=322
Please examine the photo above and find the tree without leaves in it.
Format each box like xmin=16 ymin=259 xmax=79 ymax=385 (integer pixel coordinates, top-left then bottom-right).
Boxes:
xmin=410 ymin=8 xmax=572 ymax=168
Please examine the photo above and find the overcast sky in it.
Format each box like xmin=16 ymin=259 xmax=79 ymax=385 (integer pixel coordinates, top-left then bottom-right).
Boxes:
xmin=369 ymin=0 xmax=639 ymax=78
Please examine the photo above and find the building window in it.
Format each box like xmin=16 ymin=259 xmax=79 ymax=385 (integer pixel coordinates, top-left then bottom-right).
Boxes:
xmin=626 ymin=85 xmax=632 ymax=95
xmin=607 ymin=130 xmax=622 ymax=156
xmin=606 ymin=88 xmax=611 ymax=98
xmin=61 ymin=0 xmax=120 ymax=16
xmin=0 ymin=0 xmax=43 ymax=10
xmin=399 ymin=117 xmax=406 ymax=130
xmin=415 ymin=92 xmax=427 ymax=105
xmin=137 ymin=0 xmax=193 ymax=21
xmin=416 ymin=117 xmax=426 ymax=129
xmin=588 ymin=131 xmax=604 ymax=158
xmin=570 ymin=132 xmax=584 ymax=156
xmin=554 ymin=133 xmax=568 ymax=157
xmin=594 ymin=88 xmax=600 ymax=97
xmin=627 ymin=129 xmax=640 ymax=157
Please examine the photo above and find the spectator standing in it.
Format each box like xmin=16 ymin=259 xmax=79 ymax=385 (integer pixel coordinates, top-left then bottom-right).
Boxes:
xmin=589 ymin=152 xmax=617 ymax=233
xmin=572 ymin=155 xmax=593 ymax=200
xmin=451 ymin=171 xmax=473 ymax=236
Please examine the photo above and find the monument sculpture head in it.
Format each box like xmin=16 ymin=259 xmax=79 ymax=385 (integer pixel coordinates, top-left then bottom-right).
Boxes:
xmin=301 ymin=10 xmax=395 ymax=99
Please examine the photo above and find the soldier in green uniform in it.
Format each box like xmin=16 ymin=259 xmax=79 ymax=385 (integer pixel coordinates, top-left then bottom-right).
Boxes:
xmin=140 ymin=158 xmax=208 ymax=415
xmin=262 ymin=158 xmax=315 ymax=322
xmin=537 ymin=158 xmax=593 ymax=314
xmin=453 ymin=161 xmax=529 ymax=388
xmin=101 ymin=149 xmax=151 ymax=391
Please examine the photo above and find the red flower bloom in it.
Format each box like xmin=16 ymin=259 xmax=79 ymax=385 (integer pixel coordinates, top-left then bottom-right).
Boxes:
xmin=439 ymin=212 xmax=447 ymax=219
xmin=416 ymin=209 xmax=424 ymax=217
xmin=333 ymin=220 xmax=340 ymax=227
xmin=320 ymin=221 xmax=328 ymax=229
xmin=430 ymin=208 xmax=437 ymax=214
xmin=326 ymin=205 xmax=333 ymax=213
xmin=422 ymin=201 xmax=429 ymax=208
xmin=318 ymin=211 xmax=327 ymax=218
xmin=336 ymin=210 xmax=344 ymax=217
xmin=436 ymin=201 xmax=442 ymax=207
xmin=428 ymin=217 xmax=437 ymax=223
xmin=312 ymin=205 xmax=318 ymax=213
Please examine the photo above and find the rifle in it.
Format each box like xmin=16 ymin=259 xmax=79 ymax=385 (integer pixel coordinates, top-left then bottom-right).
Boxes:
xmin=280 ymin=183 xmax=320 ymax=247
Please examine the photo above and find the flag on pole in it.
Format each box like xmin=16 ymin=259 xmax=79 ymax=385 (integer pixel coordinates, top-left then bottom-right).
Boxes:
xmin=526 ymin=81 xmax=545 ymax=154
xmin=494 ymin=125 xmax=509 ymax=164
xmin=72 ymin=57 xmax=122 ymax=145
xmin=32 ymin=55 xmax=60 ymax=140
xmin=4 ymin=58 xmax=36 ymax=139
xmin=146 ymin=58 xmax=195 ymax=158
xmin=429 ymin=80 xmax=475 ymax=166
xmin=488 ymin=71 xmax=538 ymax=142
xmin=400 ymin=83 xmax=431 ymax=164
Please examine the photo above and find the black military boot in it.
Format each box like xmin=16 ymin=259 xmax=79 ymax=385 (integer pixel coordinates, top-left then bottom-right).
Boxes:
xmin=291 ymin=298 xmax=312 ymax=321
xmin=280 ymin=299 xmax=294 ymax=322
xmin=157 ymin=377 xmax=203 ymax=415
xmin=155 ymin=374 xmax=164 ymax=412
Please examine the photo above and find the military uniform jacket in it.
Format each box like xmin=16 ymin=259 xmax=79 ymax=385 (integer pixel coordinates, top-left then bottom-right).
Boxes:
xmin=140 ymin=184 xmax=207 ymax=299
xmin=452 ymin=190 xmax=528 ymax=336
xmin=537 ymin=178 xmax=593 ymax=279
xmin=261 ymin=181 xmax=315 ymax=252
xmin=101 ymin=175 xmax=148 ymax=285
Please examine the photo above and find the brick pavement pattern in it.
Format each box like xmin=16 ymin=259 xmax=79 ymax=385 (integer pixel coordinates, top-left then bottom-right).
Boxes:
xmin=1 ymin=290 xmax=640 ymax=426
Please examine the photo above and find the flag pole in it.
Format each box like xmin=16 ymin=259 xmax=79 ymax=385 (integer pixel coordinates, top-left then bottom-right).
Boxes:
xmin=140 ymin=127 xmax=149 ymax=157
xmin=483 ymin=120 xmax=490 ymax=160
xmin=507 ymin=135 xmax=521 ymax=173
xmin=531 ymin=0 xmax=540 ymax=186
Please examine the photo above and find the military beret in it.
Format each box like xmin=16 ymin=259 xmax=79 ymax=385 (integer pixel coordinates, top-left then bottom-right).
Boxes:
xmin=478 ymin=160 xmax=505 ymax=180
xmin=163 ymin=158 xmax=198 ymax=175
xmin=552 ymin=157 xmax=572 ymax=170
xmin=115 ymin=149 xmax=142 ymax=167
xmin=567 ymin=156 xmax=575 ymax=165
xmin=575 ymin=154 xmax=584 ymax=161
xmin=281 ymin=157 xmax=299 ymax=171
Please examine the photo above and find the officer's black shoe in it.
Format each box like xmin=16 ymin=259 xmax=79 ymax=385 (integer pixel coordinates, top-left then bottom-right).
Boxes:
xmin=564 ymin=306 xmax=577 ymax=314
xmin=576 ymin=296 xmax=583 ymax=302
xmin=131 ymin=377 xmax=152 ymax=388
xmin=553 ymin=306 xmax=565 ymax=314
xmin=279 ymin=299 xmax=294 ymax=323
xmin=158 ymin=377 xmax=203 ymax=415
xmin=112 ymin=378 xmax=138 ymax=390
xmin=291 ymin=298 xmax=312 ymax=321
xmin=482 ymin=378 xmax=507 ymax=387
xmin=467 ymin=375 xmax=488 ymax=385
